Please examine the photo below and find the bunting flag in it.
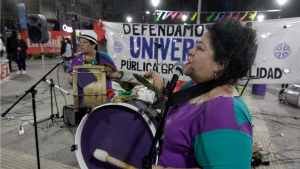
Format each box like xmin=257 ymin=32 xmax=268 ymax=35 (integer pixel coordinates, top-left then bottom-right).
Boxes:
xmin=162 ymin=12 xmax=169 ymax=20
xmin=190 ymin=12 xmax=197 ymax=21
xmin=214 ymin=13 xmax=221 ymax=21
xmin=226 ymin=12 xmax=233 ymax=19
xmin=166 ymin=12 xmax=173 ymax=19
xmin=93 ymin=20 xmax=107 ymax=41
xmin=234 ymin=12 xmax=240 ymax=20
xmin=186 ymin=13 xmax=190 ymax=19
xmin=240 ymin=12 xmax=248 ymax=21
xmin=171 ymin=12 xmax=178 ymax=19
xmin=177 ymin=12 xmax=183 ymax=19
xmin=249 ymin=11 xmax=257 ymax=21
xmin=206 ymin=13 xmax=215 ymax=22
xmin=156 ymin=11 xmax=163 ymax=21
xmin=218 ymin=13 xmax=226 ymax=21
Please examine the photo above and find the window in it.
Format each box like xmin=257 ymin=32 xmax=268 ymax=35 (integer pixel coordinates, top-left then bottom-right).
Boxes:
xmin=81 ymin=8 xmax=90 ymax=17
xmin=41 ymin=1 xmax=55 ymax=12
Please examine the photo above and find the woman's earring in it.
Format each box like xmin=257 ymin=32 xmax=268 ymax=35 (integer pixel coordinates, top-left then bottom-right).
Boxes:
xmin=214 ymin=71 xmax=219 ymax=81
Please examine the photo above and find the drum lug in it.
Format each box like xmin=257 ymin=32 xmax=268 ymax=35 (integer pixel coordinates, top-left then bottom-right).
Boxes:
xmin=71 ymin=144 xmax=78 ymax=152
xmin=137 ymin=109 xmax=145 ymax=115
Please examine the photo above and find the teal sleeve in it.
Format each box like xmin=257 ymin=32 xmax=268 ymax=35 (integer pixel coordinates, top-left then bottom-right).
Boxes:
xmin=180 ymin=80 xmax=192 ymax=90
xmin=194 ymin=130 xmax=252 ymax=169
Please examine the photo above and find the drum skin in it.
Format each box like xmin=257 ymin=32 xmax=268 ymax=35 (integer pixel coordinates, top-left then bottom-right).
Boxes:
xmin=75 ymin=101 xmax=157 ymax=169
xmin=73 ymin=66 xmax=107 ymax=110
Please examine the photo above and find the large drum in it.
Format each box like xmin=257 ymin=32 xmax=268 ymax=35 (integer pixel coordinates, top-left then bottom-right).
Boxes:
xmin=75 ymin=101 xmax=157 ymax=169
xmin=278 ymin=84 xmax=300 ymax=107
xmin=73 ymin=66 xmax=107 ymax=110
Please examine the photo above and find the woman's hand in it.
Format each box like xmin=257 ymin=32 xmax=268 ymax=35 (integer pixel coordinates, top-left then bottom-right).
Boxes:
xmin=145 ymin=71 xmax=165 ymax=97
xmin=152 ymin=165 xmax=165 ymax=169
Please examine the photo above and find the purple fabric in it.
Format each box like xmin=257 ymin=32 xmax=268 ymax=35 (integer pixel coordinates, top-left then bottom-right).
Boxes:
xmin=70 ymin=52 xmax=118 ymax=91
xmin=157 ymin=97 xmax=252 ymax=168
xmin=80 ymin=101 xmax=156 ymax=169
xmin=76 ymin=68 xmax=97 ymax=108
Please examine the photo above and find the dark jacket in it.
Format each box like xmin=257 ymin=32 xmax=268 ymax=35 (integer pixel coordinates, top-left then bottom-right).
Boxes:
xmin=12 ymin=39 xmax=28 ymax=59
xmin=60 ymin=41 xmax=66 ymax=55
xmin=6 ymin=37 xmax=14 ymax=54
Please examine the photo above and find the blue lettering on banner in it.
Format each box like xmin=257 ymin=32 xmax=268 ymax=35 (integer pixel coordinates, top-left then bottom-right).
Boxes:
xmin=273 ymin=43 xmax=291 ymax=59
xmin=129 ymin=36 xmax=195 ymax=61
xmin=160 ymin=38 xmax=170 ymax=60
xmin=182 ymin=39 xmax=194 ymax=61
xmin=142 ymin=37 xmax=153 ymax=59
xmin=130 ymin=37 xmax=141 ymax=58
xmin=171 ymin=38 xmax=182 ymax=61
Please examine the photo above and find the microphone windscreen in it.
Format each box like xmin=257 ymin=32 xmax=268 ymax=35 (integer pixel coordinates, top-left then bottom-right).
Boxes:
xmin=174 ymin=61 xmax=186 ymax=75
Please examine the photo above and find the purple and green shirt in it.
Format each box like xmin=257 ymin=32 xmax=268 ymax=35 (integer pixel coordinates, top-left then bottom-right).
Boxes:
xmin=157 ymin=80 xmax=253 ymax=168
xmin=70 ymin=51 xmax=118 ymax=96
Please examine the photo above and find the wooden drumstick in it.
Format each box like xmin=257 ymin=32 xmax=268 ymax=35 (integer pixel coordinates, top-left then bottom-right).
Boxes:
xmin=93 ymin=149 xmax=138 ymax=169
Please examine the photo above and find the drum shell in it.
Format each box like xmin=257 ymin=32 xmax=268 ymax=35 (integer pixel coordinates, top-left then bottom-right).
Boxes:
xmin=285 ymin=84 xmax=300 ymax=107
xmin=73 ymin=66 xmax=107 ymax=110
xmin=75 ymin=102 xmax=157 ymax=169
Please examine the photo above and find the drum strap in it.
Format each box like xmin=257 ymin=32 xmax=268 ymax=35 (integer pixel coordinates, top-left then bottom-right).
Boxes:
xmin=95 ymin=52 xmax=100 ymax=65
xmin=153 ymin=80 xmax=216 ymax=109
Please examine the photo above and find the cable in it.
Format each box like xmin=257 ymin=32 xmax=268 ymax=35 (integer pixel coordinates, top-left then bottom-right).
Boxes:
xmin=57 ymin=64 xmax=68 ymax=106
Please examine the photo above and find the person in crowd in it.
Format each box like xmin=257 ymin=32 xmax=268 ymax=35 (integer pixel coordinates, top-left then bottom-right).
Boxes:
xmin=149 ymin=19 xmax=256 ymax=169
xmin=62 ymin=37 xmax=72 ymax=72
xmin=6 ymin=32 xmax=16 ymax=71
xmin=60 ymin=36 xmax=66 ymax=56
xmin=69 ymin=30 xmax=119 ymax=99
xmin=12 ymin=33 xmax=28 ymax=74
xmin=0 ymin=37 xmax=5 ymax=59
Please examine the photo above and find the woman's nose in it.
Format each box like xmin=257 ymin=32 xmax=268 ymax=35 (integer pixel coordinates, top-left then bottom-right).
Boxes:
xmin=188 ymin=47 xmax=196 ymax=57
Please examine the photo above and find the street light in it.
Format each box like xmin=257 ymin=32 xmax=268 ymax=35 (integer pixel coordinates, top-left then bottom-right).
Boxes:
xmin=146 ymin=11 xmax=150 ymax=14
xmin=182 ymin=15 xmax=187 ymax=24
xmin=127 ymin=17 xmax=132 ymax=22
xmin=257 ymin=15 xmax=264 ymax=21
xmin=152 ymin=0 xmax=159 ymax=7
xmin=278 ymin=0 xmax=287 ymax=19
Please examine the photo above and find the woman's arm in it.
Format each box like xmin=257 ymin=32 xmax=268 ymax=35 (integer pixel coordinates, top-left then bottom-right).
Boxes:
xmin=106 ymin=71 xmax=119 ymax=79
xmin=68 ymin=73 xmax=73 ymax=85
xmin=21 ymin=40 xmax=28 ymax=51
xmin=152 ymin=165 xmax=200 ymax=169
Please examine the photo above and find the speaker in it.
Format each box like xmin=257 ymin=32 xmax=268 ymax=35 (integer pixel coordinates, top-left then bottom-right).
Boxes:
xmin=63 ymin=105 xmax=85 ymax=126
xmin=26 ymin=14 xmax=49 ymax=43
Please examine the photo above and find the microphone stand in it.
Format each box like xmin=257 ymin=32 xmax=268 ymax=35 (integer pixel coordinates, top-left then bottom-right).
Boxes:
xmin=1 ymin=58 xmax=69 ymax=169
xmin=142 ymin=81 xmax=173 ymax=169
xmin=154 ymin=41 xmax=161 ymax=73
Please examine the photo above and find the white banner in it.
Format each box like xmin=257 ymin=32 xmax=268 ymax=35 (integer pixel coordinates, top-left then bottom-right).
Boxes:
xmin=103 ymin=18 xmax=300 ymax=83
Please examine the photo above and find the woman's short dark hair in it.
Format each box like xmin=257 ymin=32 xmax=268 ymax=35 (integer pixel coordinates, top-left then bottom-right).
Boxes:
xmin=206 ymin=19 xmax=257 ymax=86
xmin=87 ymin=39 xmax=98 ymax=51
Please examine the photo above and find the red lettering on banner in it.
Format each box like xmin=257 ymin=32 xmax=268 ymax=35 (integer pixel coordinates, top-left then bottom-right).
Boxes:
xmin=22 ymin=30 xmax=72 ymax=54
xmin=1 ymin=62 xmax=9 ymax=80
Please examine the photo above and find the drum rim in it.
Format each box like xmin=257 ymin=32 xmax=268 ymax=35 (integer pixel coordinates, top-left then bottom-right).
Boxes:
xmin=74 ymin=102 xmax=157 ymax=168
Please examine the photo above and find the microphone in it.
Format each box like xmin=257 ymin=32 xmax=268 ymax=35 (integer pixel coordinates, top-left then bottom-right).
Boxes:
xmin=93 ymin=149 xmax=138 ymax=169
xmin=62 ymin=52 xmax=81 ymax=61
xmin=165 ymin=61 xmax=186 ymax=97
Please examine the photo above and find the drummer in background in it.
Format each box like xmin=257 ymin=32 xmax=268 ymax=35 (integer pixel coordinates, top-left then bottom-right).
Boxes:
xmin=69 ymin=30 xmax=119 ymax=98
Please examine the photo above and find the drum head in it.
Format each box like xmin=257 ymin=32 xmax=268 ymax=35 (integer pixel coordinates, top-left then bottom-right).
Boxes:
xmin=75 ymin=102 xmax=156 ymax=169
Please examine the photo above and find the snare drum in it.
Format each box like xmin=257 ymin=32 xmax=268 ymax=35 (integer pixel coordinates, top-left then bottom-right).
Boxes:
xmin=73 ymin=66 xmax=107 ymax=110
xmin=75 ymin=102 xmax=157 ymax=169
xmin=131 ymin=85 xmax=156 ymax=104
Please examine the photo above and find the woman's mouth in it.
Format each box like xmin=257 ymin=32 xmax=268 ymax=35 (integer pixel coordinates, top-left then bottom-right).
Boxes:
xmin=186 ymin=61 xmax=191 ymax=65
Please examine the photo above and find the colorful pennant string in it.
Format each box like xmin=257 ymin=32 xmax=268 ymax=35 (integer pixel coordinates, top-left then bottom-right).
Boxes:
xmin=214 ymin=13 xmax=220 ymax=21
xmin=206 ymin=13 xmax=215 ymax=22
xmin=156 ymin=11 xmax=163 ymax=21
xmin=239 ymin=12 xmax=248 ymax=21
xmin=190 ymin=13 xmax=197 ymax=21
xmin=226 ymin=12 xmax=233 ymax=19
xmin=234 ymin=12 xmax=240 ymax=20
xmin=162 ymin=12 xmax=168 ymax=20
xmin=218 ymin=13 xmax=225 ymax=21
xmin=177 ymin=12 xmax=183 ymax=19
xmin=171 ymin=12 xmax=178 ymax=19
xmin=166 ymin=12 xmax=173 ymax=19
xmin=249 ymin=11 xmax=257 ymax=21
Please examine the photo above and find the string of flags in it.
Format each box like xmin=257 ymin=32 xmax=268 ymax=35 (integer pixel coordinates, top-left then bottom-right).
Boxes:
xmin=154 ymin=10 xmax=280 ymax=22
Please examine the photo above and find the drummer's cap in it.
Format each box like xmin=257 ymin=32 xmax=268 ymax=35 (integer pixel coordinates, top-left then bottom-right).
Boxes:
xmin=77 ymin=30 xmax=98 ymax=50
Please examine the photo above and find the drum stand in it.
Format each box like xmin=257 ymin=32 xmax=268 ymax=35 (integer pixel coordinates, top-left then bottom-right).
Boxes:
xmin=36 ymin=78 xmax=67 ymax=128
xmin=1 ymin=58 xmax=70 ymax=169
